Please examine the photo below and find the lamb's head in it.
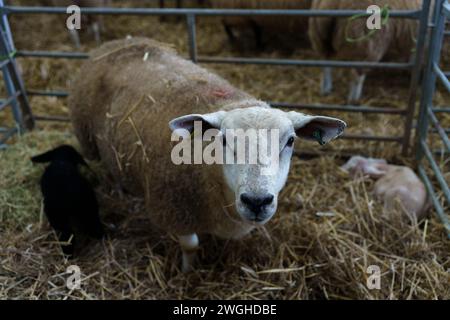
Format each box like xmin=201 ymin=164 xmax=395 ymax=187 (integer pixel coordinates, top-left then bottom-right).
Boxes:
xmin=169 ymin=106 xmax=346 ymax=225
xmin=341 ymin=156 xmax=388 ymax=178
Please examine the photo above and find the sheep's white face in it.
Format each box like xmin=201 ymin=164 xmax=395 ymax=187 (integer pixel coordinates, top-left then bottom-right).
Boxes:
xmin=220 ymin=108 xmax=295 ymax=224
xmin=169 ymin=105 xmax=346 ymax=225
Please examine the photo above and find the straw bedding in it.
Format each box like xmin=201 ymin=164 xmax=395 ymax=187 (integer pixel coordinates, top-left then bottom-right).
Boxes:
xmin=0 ymin=0 xmax=449 ymax=299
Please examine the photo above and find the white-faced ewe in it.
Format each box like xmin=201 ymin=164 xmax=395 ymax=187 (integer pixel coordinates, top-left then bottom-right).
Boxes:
xmin=31 ymin=145 xmax=104 ymax=257
xmin=341 ymin=156 xmax=428 ymax=222
xmin=207 ymin=0 xmax=313 ymax=48
xmin=308 ymin=0 xmax=421 ymax=103
xmin=68 ymin=37 xmax=346 ymax=272
xmin=49 ymin=0 xmax=110 ymax=48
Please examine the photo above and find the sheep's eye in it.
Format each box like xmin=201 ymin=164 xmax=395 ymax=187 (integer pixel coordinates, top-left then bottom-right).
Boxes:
xmin=286 ymin=137 xmax=295 ymax=148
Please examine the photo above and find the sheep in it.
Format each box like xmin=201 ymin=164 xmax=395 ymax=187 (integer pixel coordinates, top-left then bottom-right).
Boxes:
xmin=68 ymin=37 xmax=346 ymax=271
xmin=31 ymin=145 xmax=104 ymax=257
xmin=207 ymin=0 xmax=313 ymax=48
xmin=49 ymin=0 xmax=110 ymax=48
xmin=158 ymin=0 xmax=206 ymax=22
xmin=308 ymin=0 xmax=422 ymax=103
xmin=341 ymin=156 xmax=428 ymax=222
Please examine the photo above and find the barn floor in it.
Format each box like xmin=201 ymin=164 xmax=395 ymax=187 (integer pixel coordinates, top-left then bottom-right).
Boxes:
xmin=0 ymin=1 xmax=449 ymax=299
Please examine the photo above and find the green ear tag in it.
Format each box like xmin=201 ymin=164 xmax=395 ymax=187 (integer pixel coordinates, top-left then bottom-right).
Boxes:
xmin=313 ymin=129 xmax=325 ymax=146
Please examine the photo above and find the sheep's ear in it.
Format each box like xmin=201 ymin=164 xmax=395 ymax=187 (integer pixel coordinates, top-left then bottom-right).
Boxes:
xmin=169 ymin=111 xmax=227 ymax=134
xmin=31 ymin=149 xmax=56 ymax=163
xmin=287 ymin=111 xmax=346 ymax=145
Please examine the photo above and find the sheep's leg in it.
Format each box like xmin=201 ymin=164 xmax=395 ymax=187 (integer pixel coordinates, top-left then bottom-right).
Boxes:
xmin=321 ymin=67 xmax=333 ymax=95
xmin=159 ymin=0 xmax=166 ymax=22
xmin=69 ymin=29 xmax=80 ymax=49
xmin=92 ymin=22 xmax=101 ymax=45
xmin=250 ymin=20 xmax=263 ymax=49
xmin=176 ymin=0 xmax=182 ymax=22
xmin=59 ymin=231 xmax=75 ymax=258
xmin=348 ymin=70 xmax=367 ymax=104
xmin=223 ymin=23 xmax=236 ymax=44
xmin=178 ymin=233 xmax=199 ymax=272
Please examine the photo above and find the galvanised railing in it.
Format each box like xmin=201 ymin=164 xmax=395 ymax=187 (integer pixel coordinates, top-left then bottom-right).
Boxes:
xmin=416 ymin=0 xmax=450 ymax=238
xmin=0 ymin=0 xmax=33 ymax=149
xmin=0 ymin=1 xmax=433 ymax=154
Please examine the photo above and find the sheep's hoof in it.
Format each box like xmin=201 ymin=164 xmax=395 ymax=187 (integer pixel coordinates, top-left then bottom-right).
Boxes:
xmin=179 ymin=233 xmax=199 ymax=273
xmin=347 ymin=93 xmax=362 ymax=106
xmin=321 ymin=81 xmax=333 ymax=96
xmin=347 ymin=74 xmax=366 ymax=105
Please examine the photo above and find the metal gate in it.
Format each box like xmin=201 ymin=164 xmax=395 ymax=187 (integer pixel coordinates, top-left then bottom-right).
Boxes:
xmin=0 ymin=0 xmax=33 ymax=149
xmin=416 ymin=0 xmax=450 ymax=238
xmin=0 ymin=0 xmax=433 ymax=154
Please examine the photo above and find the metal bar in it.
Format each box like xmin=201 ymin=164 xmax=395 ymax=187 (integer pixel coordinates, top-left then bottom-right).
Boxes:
xmin=0 ymin=6 xmax=422 ymax=18
xmin=433 ymin=107 xmax=450 ymax=112
xmin=26 ymin=89 xmax=68 ymax=97
xmin=198 ymin=56 xmax=413 ymax=69
xmin=23 ymin=92 xmax=409 ymax=115
xmin=0 ymin=90 xmax=20 ymax=111
xmin=0 ymin=126 xmax=17 ymax=145
xmin=415 ymin=0 xmax=446 ymax=163
xmin=17 ymin=50 xmax=89 ymax=59
xmin=443 ymin=1 xmax=450 ymax=19
xmin=433 ymin=62 xmax=450 ymax=92
xmin=430 ymin=128 xmax=450 ymax=134
xmin=0 ymin=58 xmax=9 ymax=68
xmin=16 ymin=50 xmax=414 ymax=70
xmin=418 ymin=166 xmax=450 ymax=238
xmin=420 ymin=139 xmax=450 ymax=203
xmin=271 ymin=102 xmax=405 ymax=114
xmin=402 ymin=0 xmax=432 ymax=156
xmin=186 ymin=14 xmax=197 ymax=63
xmin=0 ymin=4 xmax=34 ymax=130
xmin=34 ymin=114 xmax=70 ymax=122
xmin=0 ymin=1 xmax=22 ymax=132
xmin=427 ymin=108 xmax=450 ymax=152
xmin=340 ymin=134 xmax=402 ymax=142
xmin=0 ymin=0 xmax=15 ymax=53
xmin=0 ymin=66 xmax=22 ymax=131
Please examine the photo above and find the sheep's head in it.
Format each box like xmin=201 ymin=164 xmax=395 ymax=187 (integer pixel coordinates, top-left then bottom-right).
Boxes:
xmin=341 ymin=156 xmax=388 ymax=178
xmin=31 ymin=145 xmax=88 ymax=167
xmin=169 ymin=106 xmax=346 ymax=225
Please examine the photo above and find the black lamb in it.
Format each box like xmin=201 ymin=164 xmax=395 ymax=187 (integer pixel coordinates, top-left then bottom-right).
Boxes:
xmin=31 ymin=145 xmax=104 ymax=257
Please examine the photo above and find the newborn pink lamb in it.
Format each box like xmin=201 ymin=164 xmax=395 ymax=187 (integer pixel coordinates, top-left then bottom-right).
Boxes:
xmin=341 ymin=156 xmax=428 ymax=222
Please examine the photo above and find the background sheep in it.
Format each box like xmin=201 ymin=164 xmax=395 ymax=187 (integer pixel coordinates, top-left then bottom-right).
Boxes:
xmin=308 ymin=0 xmax=422 ymax=103
xmin=31 ymin=145 xmax=104 ymax=257
xmin=48 ymin=0 xmax=111 ymax=48
xmin=158 ymin=0 xmax=206 ymax=22
xmin=207 ymin=0 xmax=313 ymax=48
xmin=341 ymin=155 xmax=428 ymax=222
xmin=68 ymin=37 xmax=345 ymax=271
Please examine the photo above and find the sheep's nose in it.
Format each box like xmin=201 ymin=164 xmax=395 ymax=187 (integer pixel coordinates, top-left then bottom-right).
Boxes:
xmin=240 ymin=193 xmax=274 ymax=215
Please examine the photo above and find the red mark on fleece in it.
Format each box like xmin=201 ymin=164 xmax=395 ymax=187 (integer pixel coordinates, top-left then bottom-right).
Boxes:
xmin=211 ymin=87 xmax=234 ymax=99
